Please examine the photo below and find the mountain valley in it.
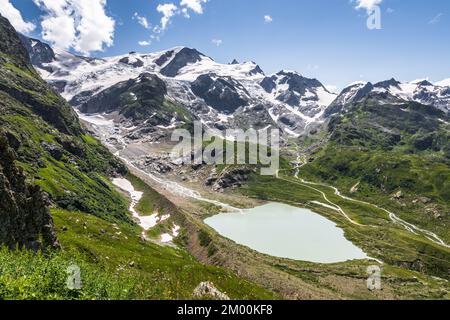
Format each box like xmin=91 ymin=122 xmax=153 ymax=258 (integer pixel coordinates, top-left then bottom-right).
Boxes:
xmin=0 ymin=13 xmax=449 ymax=300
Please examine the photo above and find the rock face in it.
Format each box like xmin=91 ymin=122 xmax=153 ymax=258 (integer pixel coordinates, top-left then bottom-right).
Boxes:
xmin=0 ymin=17 xmax=30 ymax=69
xmin=0 ymin=18 xmax=81 ymax=137
xmin=80 ymin=73 xmax=168 ymax=121
xmin=191 ymin=74 xmax=250 ymax=114
xmin=0 ymin=132 xmax=59 ymax=250
xmin=155 ymin=50 xmax=175 ymax=66
xmin=193 ymin=282 xmax=230 ymax=300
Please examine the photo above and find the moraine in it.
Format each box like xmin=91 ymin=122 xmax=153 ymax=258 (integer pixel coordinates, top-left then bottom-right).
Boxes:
xmin=205 ymin=202 xmax=368 ymax=263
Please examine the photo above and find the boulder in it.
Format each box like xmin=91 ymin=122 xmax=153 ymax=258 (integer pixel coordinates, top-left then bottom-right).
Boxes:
xmin=193 ymin=282 xmax=230 ymax=300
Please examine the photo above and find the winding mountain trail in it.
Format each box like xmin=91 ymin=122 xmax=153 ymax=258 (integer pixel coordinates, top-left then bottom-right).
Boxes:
xmin=283 ymin=147 xmax=449 ymax=249
xmin=298 ymin=177 xmax=449 ymax=248
xmin=278 ymin=175 xmax=365 ymax=227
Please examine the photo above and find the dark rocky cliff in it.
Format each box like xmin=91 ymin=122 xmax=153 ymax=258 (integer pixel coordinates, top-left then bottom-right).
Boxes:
xmin=0 ymin=132 xmax=59 ymax=249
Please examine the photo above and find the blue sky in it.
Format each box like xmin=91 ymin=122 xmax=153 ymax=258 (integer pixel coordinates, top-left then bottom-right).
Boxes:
xmin=2 ymin=0 xmax=449 ymax=88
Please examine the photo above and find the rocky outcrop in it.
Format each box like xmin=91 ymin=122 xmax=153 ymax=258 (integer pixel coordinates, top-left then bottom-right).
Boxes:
xmin=155 ymin=50 xmax=175 ymax=66
xmin=0 ymin=15 xmax=81 ymax=136
xmin=212 ymin=167 xmax=252 ymax=191
xmin=249 ymin=65 xmax=264 ymax=76
xmin=193 ymin=282 xmax=230 ymax=300
xmin=0 ymin=132 xmax=59 ymax=250
xmin=0 ymin=16 xmax=30 ymax=69
xmin=260 ymin=76 xmax=277 ymax=93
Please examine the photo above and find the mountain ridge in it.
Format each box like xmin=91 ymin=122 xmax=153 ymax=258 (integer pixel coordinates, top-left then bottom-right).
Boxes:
xmin=20 ymin=36 xmax=449 ymax=143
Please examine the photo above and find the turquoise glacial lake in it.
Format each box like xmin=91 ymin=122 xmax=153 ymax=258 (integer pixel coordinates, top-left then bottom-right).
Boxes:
xmin=205 ymin=202 xmax=368 ymax=263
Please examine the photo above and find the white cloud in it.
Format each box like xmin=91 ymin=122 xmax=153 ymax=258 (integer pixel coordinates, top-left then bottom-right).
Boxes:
xmin=0 ymin=0 xmax=36 ymax=33
xmin=155 ymin=3 xmax=178 ymax=32
xmin=354 ymin=0 xmax=382 ymax=13
xmin=386 ymin=8 xmax=394 ymax=14
xmin=138 ymin=40 xmax=152 ymax=46
xmin=429 ymin=13 xmax=443 ymax=25
xmin=133 ymin=12 xmax=150 ymax=29
xmin=33 ymin=0 xmax=115 ymax=55
xmin=72 ymin=0 xmax=115 ymax=54
xmin=264 ymin=15 xmax=273 ymax=23
xmin=211 ymin=39 xmax=222 ymax=46
xmin=40 ymin=14 xmax=76 ymax=49
xmin=180 ymin=0 xmax=208 ymax=15
xmin=153 ymin=1 xmax=209 ymax=36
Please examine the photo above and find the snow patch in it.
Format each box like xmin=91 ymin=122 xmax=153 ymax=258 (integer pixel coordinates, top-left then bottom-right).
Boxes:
xmin=160 ymin=224 xmax=181 ymax=243
xmin=112 ymin=178 xmax=162 ymax=231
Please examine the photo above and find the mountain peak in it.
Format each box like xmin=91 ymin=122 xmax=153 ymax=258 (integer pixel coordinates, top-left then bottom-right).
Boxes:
xmin=374 ymin=78 xmax=401 ymax=89
xmin=160 ymin=47 xmax=207 ymax=77
xmin=346 ymin=81 xmax=369 ymax=88
xmin=277 ymin=69 xmax=301 ymax=77
xmin=415 ymin=80 xmax=434 ymax=87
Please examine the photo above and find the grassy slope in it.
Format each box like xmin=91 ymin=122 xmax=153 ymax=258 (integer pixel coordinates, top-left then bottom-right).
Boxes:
xmin=0 ymin=191 xmax=276 ymax=300
xmin=302 ymin=145 xmax=449 ymax=241
xmin=304 ymin=99 xmax=450 ymax=240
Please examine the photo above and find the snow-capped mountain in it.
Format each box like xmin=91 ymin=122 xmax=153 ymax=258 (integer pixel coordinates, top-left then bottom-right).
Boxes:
xmin=327 ymin=78 xmax=450 ymax=116
xmin=25 ymin=38 xmax=338 ymax=138
xmin=22 ymin=36 xmax=450 ymax=140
